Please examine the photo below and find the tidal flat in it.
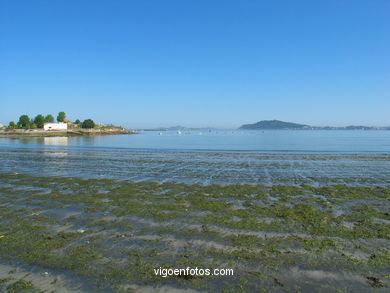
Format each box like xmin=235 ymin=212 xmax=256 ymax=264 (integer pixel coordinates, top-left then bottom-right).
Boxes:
xmin=0 ymin=172 xmax=389 ymax=292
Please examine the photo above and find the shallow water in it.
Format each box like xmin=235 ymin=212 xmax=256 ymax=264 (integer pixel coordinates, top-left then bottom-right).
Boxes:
xmin=1 ymin=130 xmax=390 ymax=186
xmin=1 ymin=129 xmax=390 ymax=153
xmin=0 ymin=149 xmax=389 ymax=186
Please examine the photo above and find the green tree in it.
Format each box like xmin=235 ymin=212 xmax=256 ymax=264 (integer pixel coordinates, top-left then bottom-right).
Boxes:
xmin=45 ymin=114 xmax=54 ymax=123
xmin=8 ymin=121 xmax=16 ymax=129
xmin=57 ymin=112 xmax=66 ymax=122
xmin=34 ymin=114 xmax=45 ymax=128
xmin=75 ymin=119 xmax=81 ymax=124
xmin=81 ymin=119 xmax=95 ymax=129
xmin=18 ymin=115 xmax=30 ymax=129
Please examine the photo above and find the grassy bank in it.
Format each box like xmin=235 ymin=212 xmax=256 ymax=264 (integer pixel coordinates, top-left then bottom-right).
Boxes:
xmin=0 ymin=173 xmax=389 ymax=292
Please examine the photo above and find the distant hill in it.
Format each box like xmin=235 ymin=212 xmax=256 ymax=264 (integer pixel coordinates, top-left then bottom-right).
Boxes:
xmin=239 ymin=120 xmax=309 ymax=130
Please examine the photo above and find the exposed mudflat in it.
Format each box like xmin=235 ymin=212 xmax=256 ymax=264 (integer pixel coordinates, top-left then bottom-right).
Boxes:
xmin=0 ymin=173 xmax=389 ymax=292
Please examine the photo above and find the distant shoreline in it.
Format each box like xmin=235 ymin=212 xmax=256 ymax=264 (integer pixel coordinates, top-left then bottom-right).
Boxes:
xmin=0 ymin=129 xmax=136 ymax=137
xmin=238 ymin=120 xmax=390 ymax=130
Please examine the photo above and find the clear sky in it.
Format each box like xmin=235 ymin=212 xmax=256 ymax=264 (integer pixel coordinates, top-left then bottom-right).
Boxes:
xmin=0 ymin=0 xmax=389 ymax=128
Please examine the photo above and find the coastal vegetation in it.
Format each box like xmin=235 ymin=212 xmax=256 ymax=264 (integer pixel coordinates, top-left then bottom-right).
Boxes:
xmin=7 ymin=112 xmax=69 ymax=129
xmin=81 ymin=119 xmax=95 ymax=129
xmin=0 ymin=112 xmax=136 ymax=137
xmin=0 ymin=172 xmax=388 ymax=292
xmin=5 ymin=112 xmax=97 ymax=130
xmin=57 ymin=111 xmax=66 ymax=123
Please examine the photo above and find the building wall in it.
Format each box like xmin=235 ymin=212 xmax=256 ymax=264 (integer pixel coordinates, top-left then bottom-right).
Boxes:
xmin=43 ymin=122 xmax=68 ymax=131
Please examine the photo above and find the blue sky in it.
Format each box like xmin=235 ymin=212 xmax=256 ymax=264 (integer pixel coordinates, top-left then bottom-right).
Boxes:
xmin=0 ymin=0 xmax=389 ymax=128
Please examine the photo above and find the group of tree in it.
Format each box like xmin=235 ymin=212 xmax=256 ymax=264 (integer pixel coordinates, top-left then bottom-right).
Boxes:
xmin=7 ymin=112 xmax=95 ymax=129
xmin=8 ymin=112 xmax=64 ymax=129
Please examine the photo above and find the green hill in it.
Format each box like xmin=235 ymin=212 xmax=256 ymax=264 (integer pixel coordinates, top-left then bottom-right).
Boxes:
xmin=239 ymin=120 xmax=309 ymax=130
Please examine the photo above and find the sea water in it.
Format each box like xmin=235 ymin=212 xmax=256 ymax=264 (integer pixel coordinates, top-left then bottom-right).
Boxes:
xmin=0 ymin=130 xmax=389 ymax=185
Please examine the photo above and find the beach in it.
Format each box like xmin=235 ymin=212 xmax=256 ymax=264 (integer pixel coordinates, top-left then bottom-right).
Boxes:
xmin=0 ymin=131 xmax=389 ymax=292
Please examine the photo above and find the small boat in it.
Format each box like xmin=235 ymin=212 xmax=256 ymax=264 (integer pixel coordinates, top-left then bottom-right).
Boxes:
xmin=177 ymin=130 xmax=181 ymax=135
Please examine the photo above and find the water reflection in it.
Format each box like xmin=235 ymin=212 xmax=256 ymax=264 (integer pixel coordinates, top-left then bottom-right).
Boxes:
xmin=43 ymin=137 xmax=69 ymax=146
xmin=40 ymin=138 xmax=70 ymax=172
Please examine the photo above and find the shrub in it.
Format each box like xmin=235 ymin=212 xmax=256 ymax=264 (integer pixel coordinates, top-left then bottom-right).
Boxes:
xmin=81 ymin=119 xmax=95 ymax=129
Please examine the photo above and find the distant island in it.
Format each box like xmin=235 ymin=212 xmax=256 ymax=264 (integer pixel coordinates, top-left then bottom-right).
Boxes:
xmin=239 ymin=120 xmax=390 ymax=130
xmin=239 ymin=120 xmax=308 ymax=130
xmin=0 ymin=111 xmax=135 ymax=137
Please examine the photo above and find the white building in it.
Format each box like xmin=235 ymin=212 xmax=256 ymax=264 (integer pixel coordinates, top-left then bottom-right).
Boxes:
xmin=43 ymin=122 xmax=68 ymax=131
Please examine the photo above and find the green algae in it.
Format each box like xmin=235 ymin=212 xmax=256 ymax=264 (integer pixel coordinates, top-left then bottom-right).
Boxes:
xmin=0 ymin=172 xmax=389 ymax=292
xmin=5 ymin=279 xmax=43 ymax=293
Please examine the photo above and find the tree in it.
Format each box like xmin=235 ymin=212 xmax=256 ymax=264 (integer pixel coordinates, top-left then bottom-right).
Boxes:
xmin=18 ymin=115 xmax=30 ymax=129
xmin=81 ymin=119 xmax=95 ymax=129
xmin=34 ymin=114 xmax=45 ymax=128
xmin=45 ymin=114 xmax=54 ymax=123
xmin=57 ymin=112 xmax=66 ymax=122
xmin=8 ymin=121 xmax=16 ymax=129
xmin=75 ymin=119 xmax=81 ymax=124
